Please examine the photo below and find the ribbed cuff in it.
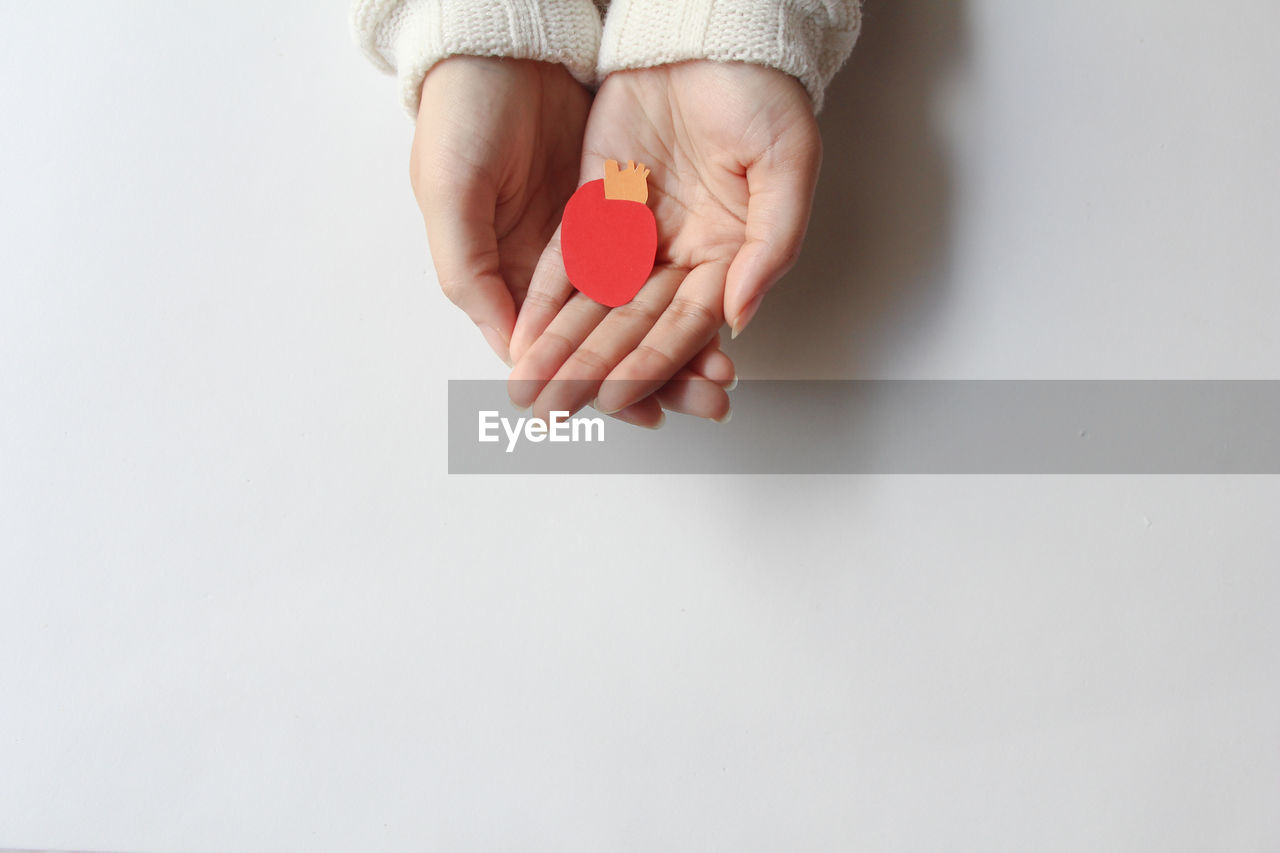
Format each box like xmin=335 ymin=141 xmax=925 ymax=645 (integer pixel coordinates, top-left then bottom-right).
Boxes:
xmin=352 ymin=0 xmax=604 ymax=116
xmin=597 ymin=0 xmax=861 ymax=112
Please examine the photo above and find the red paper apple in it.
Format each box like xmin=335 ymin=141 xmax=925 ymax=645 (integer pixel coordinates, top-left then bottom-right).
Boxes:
xmin=561 ymin=159 xmax=657 ymax=308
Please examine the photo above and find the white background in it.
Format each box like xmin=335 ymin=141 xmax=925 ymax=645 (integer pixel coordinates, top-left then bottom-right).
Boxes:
xmin=2 ymin=1 xmax=1278 ymax=851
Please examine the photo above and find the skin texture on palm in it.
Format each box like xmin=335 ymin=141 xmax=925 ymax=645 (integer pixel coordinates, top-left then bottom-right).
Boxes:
xmin=412 ymin=56 xmax=735 ymax=428
xmin=508 ymin=61 xmax=821 ymax=423
xmin=413 ymin=57 xmax=587 ymax=352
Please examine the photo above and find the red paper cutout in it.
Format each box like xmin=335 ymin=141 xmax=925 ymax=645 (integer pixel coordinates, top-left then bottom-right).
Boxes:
xmin=561 ymin=160 xmax=657 ymax=308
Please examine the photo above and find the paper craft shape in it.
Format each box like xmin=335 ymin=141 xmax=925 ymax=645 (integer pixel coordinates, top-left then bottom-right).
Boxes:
xmin=561 ymin=159 xmax=657 ymax=308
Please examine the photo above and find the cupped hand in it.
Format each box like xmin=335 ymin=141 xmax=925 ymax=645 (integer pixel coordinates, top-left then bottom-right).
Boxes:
xmin=508 ymin=61 xmax=821 ymax=422
xmin=412 ymin=56 xmax=735 ymax=428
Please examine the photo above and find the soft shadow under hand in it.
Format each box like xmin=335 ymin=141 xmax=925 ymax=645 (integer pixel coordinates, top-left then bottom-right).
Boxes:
xmin=731 ymin=0 xmax=968 ymax=379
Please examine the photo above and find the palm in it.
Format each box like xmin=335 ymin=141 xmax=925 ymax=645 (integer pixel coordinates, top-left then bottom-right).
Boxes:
xmin=508 ymin=62 xmax=819 ymax=418
xmin=583 ymin=65 xmax=760 ymax=280
xmin=414 ymin=57 xmax=589 ymax=313
xmin=414 ymin=58 xmax=740 ymax=425
xmin=487 ymin=72 xmax=589 ymax=308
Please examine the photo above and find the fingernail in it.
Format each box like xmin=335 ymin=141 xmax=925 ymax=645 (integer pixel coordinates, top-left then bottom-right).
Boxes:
xmin=479 ymin=324 xmax=511 ymax=366
xmin=716 ymin=407 xmax=733 ymax=424
xmin=726 ymin=374 xmax=738 ymax=391
xmin=648 ymin=411 xmax=666 ymax=430
xmin=730 ymin=294 xmax=765 ymax=340
xmin=507 ymin=377 xmax=537 ymax=411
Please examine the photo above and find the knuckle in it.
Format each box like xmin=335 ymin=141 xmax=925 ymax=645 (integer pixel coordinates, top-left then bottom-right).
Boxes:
xmin=610 ymin=298 xmax=662 ymax=326
xmin=633 ymin=342 xmax=678 ymax=375
xmin=535 ymin=239 xmax=565 ymax=267
xmin=567 ymin=346 xmax=612 ymax=376
xmin=539 ymin=328 xmax=580 ymax=362
xmin=520 ymin=288 xmax=564 ymax=315
xmin=437 ymin=275 xmax=467 ymax=306
xmin=666 ymin=296 xmax=721 ymax=334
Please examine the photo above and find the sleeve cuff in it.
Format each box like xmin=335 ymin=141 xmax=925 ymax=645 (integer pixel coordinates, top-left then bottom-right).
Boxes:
xmin=596 ymin=0 xmax=861 ymax=112
xmin=352 ymin=0 xmax=604 ymax=116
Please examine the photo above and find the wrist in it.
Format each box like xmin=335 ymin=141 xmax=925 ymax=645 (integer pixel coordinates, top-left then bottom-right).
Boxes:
xmin=354 ymin=0 xmax=603 ymax=116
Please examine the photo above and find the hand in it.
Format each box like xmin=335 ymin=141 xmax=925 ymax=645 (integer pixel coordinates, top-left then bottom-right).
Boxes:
xmin=412 ymin=56 xmax=736 ymax=428
xmin=507 ymin=61 xmax=820 ymax=421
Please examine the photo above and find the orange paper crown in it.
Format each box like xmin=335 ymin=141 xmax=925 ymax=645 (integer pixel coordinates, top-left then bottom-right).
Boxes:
xmin=603 ymin=159 xmax=650 ymax=204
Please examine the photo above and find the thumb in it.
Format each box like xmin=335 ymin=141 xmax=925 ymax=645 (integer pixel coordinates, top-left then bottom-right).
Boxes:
xmin=419 ymin=180 xmax=517 ymax=365
xmin=723 ymin=137 xmax=821 ymax=338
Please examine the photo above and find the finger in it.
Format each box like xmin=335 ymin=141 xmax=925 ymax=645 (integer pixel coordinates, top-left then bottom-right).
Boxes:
xmin=416 ymin=176 xmax=517 ymax=365
xmin=605 ymin=397 xmax=666 ymax=430
xmin=595 ymin=262 xmax=728 ymax=415
xmin=507 ymin=291 xmax=609 ymax=410
xmin=550 ymin=338 xmax=734 ymax=423
xmin=653 ymin=369 xmax=732 ymax=422
xmin=686 ymin=336 xmax=736 ymax=388
xmin=529 ymin=266 xmax=687 ymax=422
xmin=601 ymin=373 xmax=730 ymax=428
xmin=723 ymin=133 xmax=822 ymax=338
xmin=509 ymin=139 xmax=615 ymax=363
xmin=532 ymin=338 xmax=732 ymax=425
xmin=509 ymin=226 xmax=575 ymax=365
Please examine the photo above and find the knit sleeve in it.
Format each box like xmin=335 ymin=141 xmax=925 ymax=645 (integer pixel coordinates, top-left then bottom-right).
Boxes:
xmin=351 ymin=0 xmax=605 ymax=116
xmin=596 ymin=0 xmax=861 ymax=112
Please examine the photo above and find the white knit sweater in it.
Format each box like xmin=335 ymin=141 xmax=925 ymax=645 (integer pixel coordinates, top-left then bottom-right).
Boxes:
xmin=351 ymin=0 xmax=861 ymax=115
